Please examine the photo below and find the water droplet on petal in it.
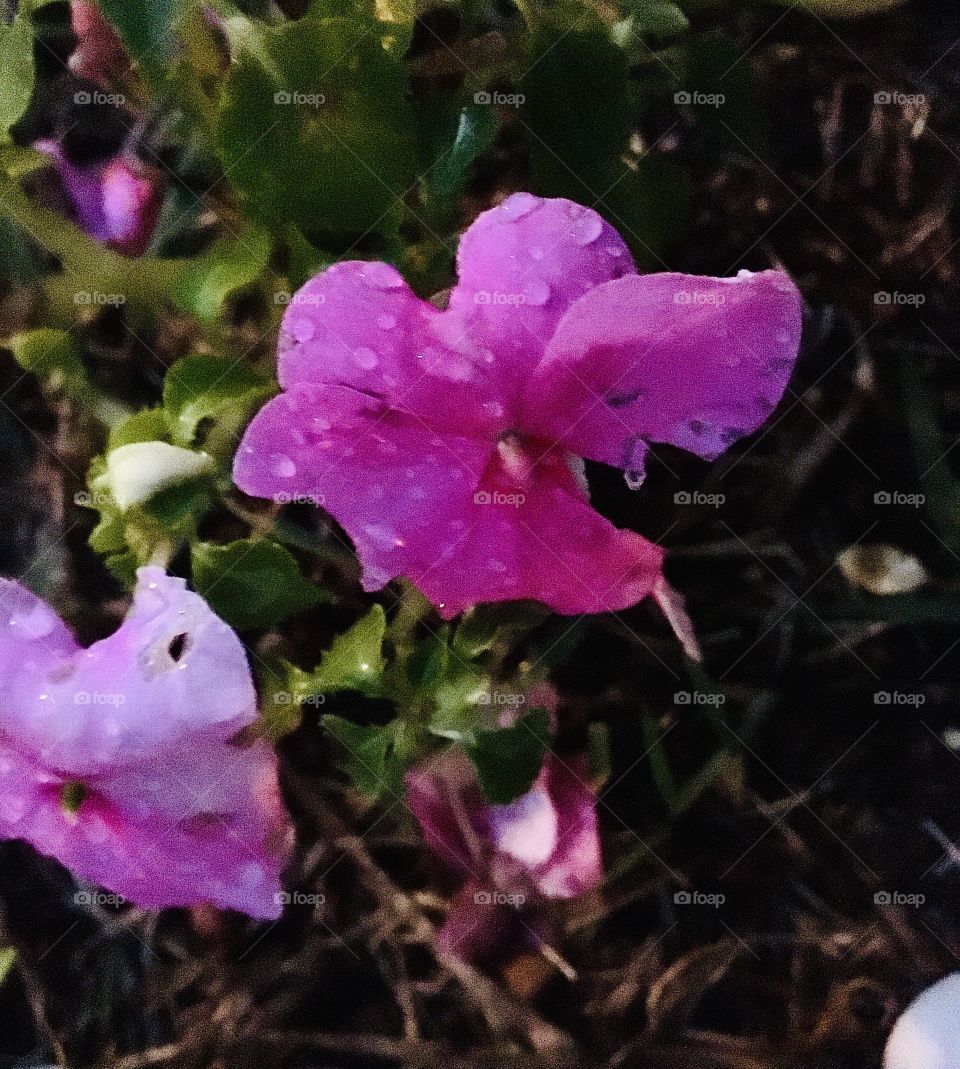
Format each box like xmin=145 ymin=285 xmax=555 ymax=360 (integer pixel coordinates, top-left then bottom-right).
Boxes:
xmin=572 ymin=212 xmax=603 ymax=246
xmin=529 ymin=245 xmax=545 ymax=261
xmin=291 ymin=317 xmax=315 ymax=343
xmin=482 ymin=401 xmax=506 ymax=421
xmin=311 ymin=415 xmax=332 ymax=434
xmin=488 ymin=559 xmax=508 ymax=574
xmin=606 ymin=244 xmax=625 ymax=258
xmin=523 ymin=279 xmax=551 ymax=306
xmin=353 ymin=347 xmax=379 ymax=370
xmin=499 ymin=192 xmax=538 ymax=221
xmin=377 ymin=313 xmax=397 ymax=330
xmin=271 ymin=454 xmax=297 ymax=479
xmin=361 ymin=262 xmax=405 ymax=290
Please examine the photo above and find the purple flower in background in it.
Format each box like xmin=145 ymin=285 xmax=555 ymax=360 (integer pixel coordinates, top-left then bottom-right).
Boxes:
xmin=36 ymin=139 xmax=164 ymax=257
xmin=0 ymin=568 xmax=292 ymax=919
xmin=407 ymin=742 xmax=602 ymax=962
xmin=234 ymin=194 xmax=803 ymax=620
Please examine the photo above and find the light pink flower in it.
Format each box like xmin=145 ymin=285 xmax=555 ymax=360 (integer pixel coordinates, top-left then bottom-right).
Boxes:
xmin=234 ymin=194 xmax=803 ymax=618
xmin=68 ymin=2 xmax=130 ymax=90
xmin=406 ymin=747 xmax=601 ymax=961
xmin=0 ymin=567 xmax=292 ymax=919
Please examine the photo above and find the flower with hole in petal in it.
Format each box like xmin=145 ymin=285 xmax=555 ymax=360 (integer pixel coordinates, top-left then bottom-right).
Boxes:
xmin=0 ymin=567 xmax=292 ymax=918
xmin=407 ymin=747 xmax=601 ymax=962
xmin=234 ymin=194 xmax=803 ymax=619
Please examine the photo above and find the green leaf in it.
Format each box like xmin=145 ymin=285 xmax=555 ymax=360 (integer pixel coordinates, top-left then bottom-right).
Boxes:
xmin=0 ymin=947 xmax=16 ymax=986
xmin=465 ymin=708 xmax=551 ymax=805
xmin=216 ymin=12 xmax=416 ymax=240
xmin=163 ymin=355 xmax=271 ymax=448
xmin=192 ymin=538 xmax=322 ymax=630
xmin=323 ymin=715 xmax=403 ymax=796
xmin=419 ymin=95 xmax=497 ymax=219
xmin=301 ymin=604 xmax=387 ymax=696
xmin=405 ymin=631 xmax=450 ymax=691
xmin=175 ymin=228 xmax=271 ymax=323
xmin=107 ymin=407 xmax=169 ymax=449
xmin=0 ymin=14 xmax=35 ymax=138
xmin=454 ymin=602 xmax=550 ymax=659
xmin=615 ymin=0 xmax=689 ymax=45
xmin=521 ymin=16 xmax=630 ymax=201
xmin=96 ymin=0 xmax=186 ymax=78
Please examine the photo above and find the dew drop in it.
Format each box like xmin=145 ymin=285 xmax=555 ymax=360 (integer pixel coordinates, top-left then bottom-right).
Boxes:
xmin=499 ymin=192 xmax=538 ymax=221
xmin=361 ymin=262 xmax=404 ymax=290
xmin=606 ymin=244 xmax=625 ymax=258
xmin=523 ymin=279 xmax=551 ymax=306
xmin=529 ymin=245 xmax=545 ymax=261
xmin=377 ymin=313 xmax=397 ymax=330
xmin=487 ymin=559 xmax=508 ymax=574
xmin=311 ymin=415 xmax=332 ymax=434
xmin=271 ymin=453 xmax=297 ymax=479
xmin=482 ymin=401 xmax=506 ymax=421
xmin=291 ymin=317 xmax=315 ymax=343
xmin=572 ymin=212 xmax=603 ymax=246
xmin=353 ymin=347 xmax=379 ymax=370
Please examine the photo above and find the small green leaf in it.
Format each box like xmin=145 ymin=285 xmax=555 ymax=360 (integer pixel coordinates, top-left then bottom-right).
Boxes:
xmin=465 ymin=708 xmax=551 ymax=805
xmin=302 ymin=604 xmax=387 ymax=695
xmin=107 ymin=407 xmax=169 ymax=449
xmin=323 ymin=715 xmax=402 ymax=796
xmin=0 ymin=947 xmax=16 ymax=986
xmin=192 ymin=538 xmax=322 ymax=630
xmin=7 ymin=328 xmax=84 ymax=383
xmin=0 ymin=14 xmax=35 ymax=137
xmin=406 ymin=631 xmax=450 ymax=691
xmin=163 ymin=355 xmax=271 ymax=448
xmin=175 ymin=228 xmax=271 ymax=323
xmin=419 ymin=95 xmax=497 ymax=219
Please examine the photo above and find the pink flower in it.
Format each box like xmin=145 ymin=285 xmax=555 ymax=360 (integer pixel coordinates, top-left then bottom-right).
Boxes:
xmin=406 ymin=747 xmax=602 ymax=961
xmin=0 ymin=567 xmax=292 ymax=919
xmin=36 ymin=139 xmax=164 ymax=257
xmin=234 ymin=194 xmax=803 ymax=619
xmin=68 ymin=2 xmax=130 ymax=91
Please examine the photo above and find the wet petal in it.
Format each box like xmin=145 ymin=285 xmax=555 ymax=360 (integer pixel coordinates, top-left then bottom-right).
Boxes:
xmin=277 ymin=261 xmax=512 ymax=435
xmin=0 ymin=569 xmax=292 ymax=918
xmin=521 ymin=269 xmax=803 ymax=465
xmin=447 ymin=195 xmax=635 ymax=394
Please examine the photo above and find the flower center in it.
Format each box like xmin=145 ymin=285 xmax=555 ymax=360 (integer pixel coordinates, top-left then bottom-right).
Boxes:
xmin=60 ymin=780 xmax=88 ymax=818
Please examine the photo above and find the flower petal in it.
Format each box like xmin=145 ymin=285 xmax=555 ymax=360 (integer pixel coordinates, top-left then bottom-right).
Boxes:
xmin=277 ymin=261 xmax=511 ymax=433
xmin=532 ymin=755 xmax=602 ymax=899
xmin=521 ymin=269 xmax=803 ymax=466
xmin=0 ymin=569 xmax=291 ymax=917
xmin=447 ymin=195 xmax=636 ymax=393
